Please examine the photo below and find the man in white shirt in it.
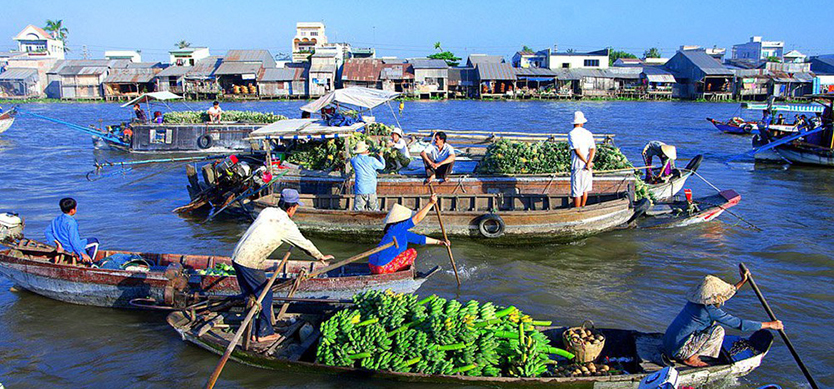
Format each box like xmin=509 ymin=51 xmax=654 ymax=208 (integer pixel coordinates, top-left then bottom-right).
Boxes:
xmin=387 ymin=127 xmax=411 ymax=170
xmin=568 ymin=111 xmax=596 ymax=208
xmin=207 ymin=101 xmax=222 ymax=123
xmin=420 ymin=131 xmax=456 ymax=184
xmin=231 ymin=188 xmax=334 ymax=342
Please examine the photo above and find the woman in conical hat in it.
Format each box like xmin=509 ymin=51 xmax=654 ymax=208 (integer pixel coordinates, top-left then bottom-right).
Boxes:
xmin=662 ymin=268 xmax=783 ymax=367
xmin=367 ymin=194 xmax=450 ymax=274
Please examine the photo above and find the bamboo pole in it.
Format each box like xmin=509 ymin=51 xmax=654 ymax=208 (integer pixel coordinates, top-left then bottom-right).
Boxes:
xmin=428 ymin=184 xmax=461 ymax=287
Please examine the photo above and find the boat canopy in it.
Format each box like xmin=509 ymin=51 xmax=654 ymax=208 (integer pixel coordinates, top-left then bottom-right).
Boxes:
xmin=741 ymin=102 xmax=824 ymax=113
xmin=120 ymin=91 xmax=183 ymax=107
xmin=300 ymin=87 xmax=400 ymax=113
xmin=247 ymin=118 xmax=365 ymax=140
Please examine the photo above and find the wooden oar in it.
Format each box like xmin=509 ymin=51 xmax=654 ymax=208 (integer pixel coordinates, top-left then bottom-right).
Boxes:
xmin=739 ymin=263 xmax=818 ymax=389
xmin=205 ymin=248 xmax=293 ymax=389
xmin=428 ymin=184 xmax=461 ymax=287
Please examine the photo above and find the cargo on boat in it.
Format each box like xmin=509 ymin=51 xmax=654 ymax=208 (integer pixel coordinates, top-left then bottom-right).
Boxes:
xmin=167 ymin=303 xmax=774 ymax=388
xmin=0 ymin=239 xmax=436 ymax=308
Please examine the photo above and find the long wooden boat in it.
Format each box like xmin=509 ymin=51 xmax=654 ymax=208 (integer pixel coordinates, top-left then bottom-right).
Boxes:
xmin=644 ymin=155 xmax=702 ymax=201
xmin=0 ymin=109 xmax=16 ymax=134
xmin=638 ymin=190 xmax=740 ymax=229
xmin=253 ymin=173 xmax=637 ymax=244
xmin=706 ymin=117 xmax=759 ymax=134
xmin=0 ymin=239 xmax=436 ymax=309
xmin=774 ymin=142 xmax=834 ymax=167
xmin=167 ymin=308 xmax=774 ymax=388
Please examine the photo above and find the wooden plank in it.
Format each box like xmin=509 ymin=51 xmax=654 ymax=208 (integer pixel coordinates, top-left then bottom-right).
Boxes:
xmin=288 ymin=328 xmax=320 ymax=361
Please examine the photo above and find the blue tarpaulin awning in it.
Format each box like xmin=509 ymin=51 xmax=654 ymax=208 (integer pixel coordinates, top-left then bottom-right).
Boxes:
xmin=519 ymin=77 xmax=553 ymax=82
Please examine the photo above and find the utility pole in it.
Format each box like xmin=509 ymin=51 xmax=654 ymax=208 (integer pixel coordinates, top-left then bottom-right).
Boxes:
xmin=81 ymin=45 xmax=89 ymax=59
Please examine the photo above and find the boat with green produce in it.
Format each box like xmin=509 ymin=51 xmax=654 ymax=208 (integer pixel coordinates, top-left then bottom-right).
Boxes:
xmin=168 ymin=291 xmax=774 ymax=387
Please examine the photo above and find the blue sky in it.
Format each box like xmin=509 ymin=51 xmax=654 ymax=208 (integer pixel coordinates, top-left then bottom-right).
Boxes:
xmin=2 ymin=0 xmax=833 ymax=62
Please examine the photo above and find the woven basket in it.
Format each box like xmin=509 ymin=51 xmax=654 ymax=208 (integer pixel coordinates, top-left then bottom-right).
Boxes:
xmin=562 ymin=320 xmax=606 ymax=363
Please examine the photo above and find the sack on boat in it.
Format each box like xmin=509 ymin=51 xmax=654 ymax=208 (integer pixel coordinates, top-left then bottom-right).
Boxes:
xmin=97 ymin=253 xmax=152 ymax=271
xmin=562 ymin=320 xmax=606 ymax=363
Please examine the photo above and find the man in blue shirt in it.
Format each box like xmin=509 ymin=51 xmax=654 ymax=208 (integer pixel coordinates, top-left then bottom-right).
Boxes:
xmin=350 ymin=141 xmax=385 ymax=211
xmin=45 ymin=198 xmax=100 ymax=263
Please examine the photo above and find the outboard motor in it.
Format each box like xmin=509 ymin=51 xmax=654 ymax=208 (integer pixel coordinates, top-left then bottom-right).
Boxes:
xmin=0 ymin=212 xmax=24 ymax=244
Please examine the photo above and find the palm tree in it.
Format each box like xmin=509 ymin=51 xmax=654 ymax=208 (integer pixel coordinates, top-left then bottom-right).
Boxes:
xmin=433 ymin=41 xmax=442 ymax=52
xmin=44 ymin=19 xmax=69 ymax=53
xmin=643 ymin=47 xmax=661 ymax=59
xmin=175 ymin=40 xmax=192 ymax=49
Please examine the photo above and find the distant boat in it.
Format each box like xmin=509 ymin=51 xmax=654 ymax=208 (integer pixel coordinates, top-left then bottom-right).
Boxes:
xmin=0 ymin=108 xmax=16 ymax=134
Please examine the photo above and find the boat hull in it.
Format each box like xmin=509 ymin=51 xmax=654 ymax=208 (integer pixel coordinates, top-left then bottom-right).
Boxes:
xmin=638 ymin=190 xmax=740 ymax=229
xmin=0 ymin=117 xmax=14 ymax=134
xmin=646 ymin=171 xmax=692 ymax=201
xmin=0 ymin=248 xmax=431 ymax=308
xmin=775 ymin=146 xmax=834 ymax=167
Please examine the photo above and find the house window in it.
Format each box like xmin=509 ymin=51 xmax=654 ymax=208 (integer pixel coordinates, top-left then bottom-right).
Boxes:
xmin=562 ymin=63 xmax=570 ymax=69
xmin=311 ymin=32 xmax=318 ymax=36
xmin=584 ymin=59 xmax=599 ymax=67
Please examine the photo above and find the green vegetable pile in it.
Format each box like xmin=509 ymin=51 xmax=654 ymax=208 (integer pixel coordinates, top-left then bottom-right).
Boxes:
xmin=197 ymin=263 xmax=235 ymax=276
xmin=476 ymin=139 xmax=654 ymax=201
xmin=162 ymin=111 xmax=287 ymax=124
xmin=286 ymin=132 xmax=408 ymax=172
xmin=316 ymin=290 xmax=574 ymax=377
xmin=366 ymin=122 xmax=394 ymax=136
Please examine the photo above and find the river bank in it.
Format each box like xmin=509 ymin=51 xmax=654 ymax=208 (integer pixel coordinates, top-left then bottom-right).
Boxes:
xmin=0 ymin=100 xmax=831 ymax=388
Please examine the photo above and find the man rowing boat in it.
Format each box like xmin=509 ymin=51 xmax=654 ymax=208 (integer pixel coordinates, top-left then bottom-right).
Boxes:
xmin=230 ymin=188 xmax=334 ymax=343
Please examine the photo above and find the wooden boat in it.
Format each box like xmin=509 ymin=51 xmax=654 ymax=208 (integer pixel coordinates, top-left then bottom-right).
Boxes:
xmin=0 ymin=239 xmax=437 ymax=309
xmin=638 ymin=190 xmax=740 ymax=229
xmin=774 ymin=143 xmax=834 ymax=166
xmin=0 ymin=108 xmax=16 ymax=134
xmin=167 ymin=307 xmax=774 ymax=388
xmin=707 ymin=117 xmax=759 ymax=134
xmin=644 ymin=155 xmax=702 ymax=201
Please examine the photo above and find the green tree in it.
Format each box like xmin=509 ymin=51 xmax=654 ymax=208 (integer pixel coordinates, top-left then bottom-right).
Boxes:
xmin=522 ymin=45 xmax=534 ymax=52
xmin=643 ymin=47 xmax=661 ymax=58
xmin=565 ymin=48 xmax=575 ymax=54
xmin=766 ymin=56 xmax=781 ymax=63
xmin=427 ymin=41 xmax=460 ymax=67
xmin=44 ymin=19 xmax=69 ymax=53
xmin=607 ymin=48 xmax=636 ymax=66
xmin=175 ymin=40 xmax=192 ymax=49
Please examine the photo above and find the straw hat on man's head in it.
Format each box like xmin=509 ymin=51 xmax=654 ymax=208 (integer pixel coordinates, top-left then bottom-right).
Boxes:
xmin=383 ymin=204 xmax=414 ymax=225
xmin=661 ymin=145 xmax=677 ymax=160
xmin=353 ymin=141 xmax=369 ymax=154
xmin=686 ymin=275 xmax=737 ymax=306
xmin=573 ymin=111 xmax=588 ymax=125
xmin=392 ymin=127 xmax=404 ymax=137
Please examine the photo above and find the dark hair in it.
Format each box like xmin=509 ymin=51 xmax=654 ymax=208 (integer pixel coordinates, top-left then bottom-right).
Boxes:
xmin=154 ymin=111 xmax=162 ymax=117
xmin=60 ymin=198 xmax=77 ymax=213
xmin=435 ymin=131 xmax=447 ymax=142
xmin=277 ymin=200 xmax=298 ymax=212
xmin=133 ymin=103 xmax=140 ymax=108
xmin=213 ymin=101 xmax=219 ymax=106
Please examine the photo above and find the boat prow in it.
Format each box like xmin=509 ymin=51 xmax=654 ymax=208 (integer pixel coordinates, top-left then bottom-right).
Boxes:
xmin=639 ymin=189 xmax=741 ymax=229
xmin=0 ymin=109 xmax=17 ymax=134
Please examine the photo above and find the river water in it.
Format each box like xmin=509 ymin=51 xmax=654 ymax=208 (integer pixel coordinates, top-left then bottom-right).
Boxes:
xmin=0 ymin=101 xmax=831 ymax=388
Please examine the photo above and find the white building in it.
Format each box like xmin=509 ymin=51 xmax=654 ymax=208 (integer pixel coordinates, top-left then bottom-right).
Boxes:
xmin=105 ymin=50 xmax=142 ymax=62
xmin=783 ymin=50 xmax=807 ymax=63
xmin=543 ymin=48 xmax=609 ymax=70
xmin=293 ymin=22 xmax=328 ymax=62
xmin=168 ymin=47 xmax=210 ymax=66
xmin=732 ymin=36 xmax=784 ymax=62
xmin=679 ymin=46 xmax=725 ymax=61
xmin=12 ymin=25 xmax=65 ymax=60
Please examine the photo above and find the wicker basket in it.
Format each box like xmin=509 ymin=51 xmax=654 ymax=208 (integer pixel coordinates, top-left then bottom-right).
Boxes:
xmin=562 ymin=320 xmax=606 ymax=363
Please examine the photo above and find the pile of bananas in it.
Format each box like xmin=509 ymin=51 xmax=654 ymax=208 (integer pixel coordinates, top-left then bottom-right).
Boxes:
xmin=162 ymin=110 xmax=287 ymax=124
xmin=316 ymin=290 xmax=576 ymax=378
xmin=197 ymin=263 xmax=235 ymax=276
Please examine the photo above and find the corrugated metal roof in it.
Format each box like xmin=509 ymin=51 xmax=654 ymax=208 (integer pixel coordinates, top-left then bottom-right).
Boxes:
xmin=126 ymin=62 xmax=163 ymax=69
xmin=448 ymin=67 xmax=477 ymax=86
xmin=342 ymin=59 xmax=384 ymax=82
xmin=467 ymin=55 xmax=505 ymax=66
xmin=259 ymin=68 xmax=297 ymax=82
xmin=408 ymin=59 xmax=448 ymax=69
xmin=679 ymin=50 xmax=733 ymax=75
xmin=156 ymin=65 xmax=191 ymax=78
xmin=514 ymin=67 xmax=557 ymax=77
xmin=310 ymin=63 xmax=336 ymax=73
xmin=379 ymin=64 xmax=414 ymax=80
xmin=224 ymin=49 xmax=272 ymax=62
xmin=185 ymin=56 xmax=223 ymax=79
xmin=476 ymin=63 xmax=517 ymax=80
xmin=794 ymin=72 xmax=815 ymax=82
xmin=215 ymin=62 xmax=261 ymax=76
xmin=58 ymin=66 xmax=108 ymax=76
xmin=606 ymin=67 xmax=642 ymax=79
xmin=0 ymin=68 xmax=38 ymax=80
xmin=48 ymin=59 xmax=113 ymax=74
xmin=104 ymin=69 xmax=156 ymax=83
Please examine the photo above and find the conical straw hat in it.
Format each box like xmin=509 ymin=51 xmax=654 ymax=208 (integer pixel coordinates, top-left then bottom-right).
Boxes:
xmin=383 ymin=204 xmax=414 ymax=225
xmin=661 ymin=145 xmax=677 ymax=160
xmin=686 ymin=275 xmax=736 ymax=305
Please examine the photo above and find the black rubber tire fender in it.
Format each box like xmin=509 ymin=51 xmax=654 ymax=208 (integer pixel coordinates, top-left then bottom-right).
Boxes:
xmin=197 ymin=134 xmax=213 ymax=149
xmin=685 ymin=154 xmax=703 ymax=172
xmin=742 ymin=124 xmax=754 ymax=133
xmin=477 ymin=214 xmax=505 ymax=239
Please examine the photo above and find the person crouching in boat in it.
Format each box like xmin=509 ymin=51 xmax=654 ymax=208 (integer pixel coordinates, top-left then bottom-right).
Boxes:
xmin=230 ymin=188 xmax=334 ymax=343
xmin=663 ymin=270 xmax=783 ymax=367
xmin=368 ymin=194 xmax=449 ymax=274
xmin=641 ymin=141 xmax=676 ymax=183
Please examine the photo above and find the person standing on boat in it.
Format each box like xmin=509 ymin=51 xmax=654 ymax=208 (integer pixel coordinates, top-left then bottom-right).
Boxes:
xmin=663 ymin=271 xmax=783 ymax=368
xmin=368 ymin=194 xmax=449 ymax=274
xmin=44 ymin=198 xmax=100 ymax=264
xmin=568 ymin=111 xmax=596 ymax=208
xmin=641 ymin=141 xmax=677 ymax=182
xmin=350 ymin=141 xmax=385 ymax=211
xmin=230 ymin=188 xmax=334 ymax=343
xmin=421 ymin=131 xmax=456 ymax=184
xmin=387 ymin=127 xmax=412 ymax=170
xmin=132 ymin=103 xmax=147 ymax=123
xmin=207 ymin=101 xmax=222 ymax=123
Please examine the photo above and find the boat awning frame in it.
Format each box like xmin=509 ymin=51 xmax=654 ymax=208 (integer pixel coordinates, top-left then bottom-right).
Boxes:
xmin=246 ymin=118 xmax=367 ymax=141
xmin=120 ymin=91 xmax=183 ymax=107
xmin=300 ymin=87 xmax=400 ymax=113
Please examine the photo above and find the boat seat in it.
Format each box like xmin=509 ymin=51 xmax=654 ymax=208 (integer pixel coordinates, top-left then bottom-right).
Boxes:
xmin=634 ymin=333 xmax=666 ymax=373
xmin=14 ymin=239 xmax=78 ymax=265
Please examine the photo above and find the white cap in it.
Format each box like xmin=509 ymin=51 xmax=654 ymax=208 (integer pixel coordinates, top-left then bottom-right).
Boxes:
xmin=573 ymin=111 xmax=588 ymax=125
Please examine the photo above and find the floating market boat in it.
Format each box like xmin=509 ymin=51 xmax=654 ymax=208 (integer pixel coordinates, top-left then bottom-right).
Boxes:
xmin=167 ymin=306 xmax=774 ymax=388
xmin=643 ymin=155 xmax=702 ymax=201
xmin=707 ymin=102 xmax=822 ymax=135
xmin=638 ymin=189 xmax=741 ymax=229
xmin=0 ymin=238 xmax=437 ymax=309
xmin=0 ymin=108 xmax=16 ymax=134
